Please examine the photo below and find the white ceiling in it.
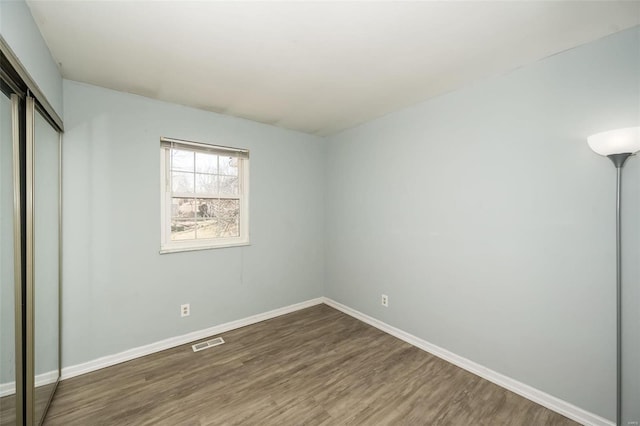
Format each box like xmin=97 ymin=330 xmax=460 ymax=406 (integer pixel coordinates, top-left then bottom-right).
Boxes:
xmin=27 ymin=1 xmax=640 ymax=136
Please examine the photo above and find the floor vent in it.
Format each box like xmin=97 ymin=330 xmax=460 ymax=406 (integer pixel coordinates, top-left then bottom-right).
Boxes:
xmin=192 ymin=337 xmax=225 ymax=352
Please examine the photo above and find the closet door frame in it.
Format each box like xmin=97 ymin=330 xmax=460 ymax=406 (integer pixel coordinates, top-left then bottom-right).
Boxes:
xmin=10 ymin=90 xmax=24 ymax=426
xmin=25 ymin=96 xmax=35 ymax=426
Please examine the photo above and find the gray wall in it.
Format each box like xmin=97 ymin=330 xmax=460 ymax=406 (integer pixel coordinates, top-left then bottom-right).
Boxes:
xmin=61 ymin=80 xmax=325 ymax=368
xmin=325 ymin=26 xmax=639 ymax=423
xmin=0 ymin=0 xmax=63 ymax=117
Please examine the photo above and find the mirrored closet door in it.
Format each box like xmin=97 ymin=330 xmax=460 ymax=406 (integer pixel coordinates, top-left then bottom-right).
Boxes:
xmin=28 ymin=99 xmax=60 ymax=426
xmin=1 ymin=44 xmax=62 ymax=425
xmin=1 ymin=78 xmax=20 ymax=426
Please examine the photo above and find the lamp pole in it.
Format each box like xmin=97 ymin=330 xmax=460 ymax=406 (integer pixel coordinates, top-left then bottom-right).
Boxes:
xmin=608 ymin=153 xmax=630 ymax=426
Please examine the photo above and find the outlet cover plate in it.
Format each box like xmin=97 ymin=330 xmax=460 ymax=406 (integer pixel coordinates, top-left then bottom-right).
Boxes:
xmin=181 ymin=303 xmax=190 ymax=317
xmin=381 ymin=294 xmax=389 ymax=307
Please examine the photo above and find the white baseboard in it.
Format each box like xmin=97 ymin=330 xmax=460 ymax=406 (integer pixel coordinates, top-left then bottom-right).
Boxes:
xmin=0 ymin=369 xmax=59 ymax=397
xmin=61 ymin=297 xmax=324 ymax=380
xmin=0 ymin=382 xmax=12 ymax=397
xmin=321 ymin=297 xmax=613 ymax=426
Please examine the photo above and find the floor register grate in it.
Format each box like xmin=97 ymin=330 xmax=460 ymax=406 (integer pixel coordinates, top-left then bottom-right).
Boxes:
xmin=192 ymin=337 xmax=225 ymax=352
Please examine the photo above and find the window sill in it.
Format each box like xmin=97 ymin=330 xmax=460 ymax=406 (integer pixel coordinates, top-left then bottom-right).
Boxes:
xmin=159 ymin=241 xmax=250 ymax=254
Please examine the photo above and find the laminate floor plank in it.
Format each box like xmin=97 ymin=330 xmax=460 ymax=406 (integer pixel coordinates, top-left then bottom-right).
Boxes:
xmin=44 ymin=304 xmax=579 ymax=426
xmin=0 ymin=394 xmax=16 ymax=426
xmin=0 ymin=382 xmax=56 ymax=425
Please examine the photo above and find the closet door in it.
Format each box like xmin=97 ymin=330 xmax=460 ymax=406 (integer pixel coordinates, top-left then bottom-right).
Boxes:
xmin=0 ymin=89 xmax=21 ymax=425
xmin=2 ymin=42 xmax=63 ymax=426
xmin=26 ymin=97 xmax=60 ymax=425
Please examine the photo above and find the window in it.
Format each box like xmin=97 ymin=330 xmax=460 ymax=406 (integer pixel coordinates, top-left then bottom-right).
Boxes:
xmin=160 ymin=137 xmax=249 ymax=253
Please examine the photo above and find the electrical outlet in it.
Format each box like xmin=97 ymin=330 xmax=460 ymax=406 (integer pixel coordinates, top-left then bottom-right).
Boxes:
xmin=181 ymin=303 xmax=190 ymax=317
xmin=381 ymin=294 xmax=389 ymax=307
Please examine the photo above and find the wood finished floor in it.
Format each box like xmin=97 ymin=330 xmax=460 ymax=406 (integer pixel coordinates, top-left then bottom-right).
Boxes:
xmin=0 ymin=381 xmax=56 ymax=425
xmin=44 ymin=305 xmax=579 ymax=426
xmin=0 ymin=393 xmax=16 ymax=426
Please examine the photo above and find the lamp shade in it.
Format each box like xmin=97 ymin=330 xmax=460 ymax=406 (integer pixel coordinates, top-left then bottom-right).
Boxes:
xmin=587 ymin=126 xmax=640 ymax=156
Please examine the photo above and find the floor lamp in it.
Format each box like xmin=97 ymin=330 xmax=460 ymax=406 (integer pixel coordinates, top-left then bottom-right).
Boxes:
xmin=587 ymin=126 xmax=640 ymax=426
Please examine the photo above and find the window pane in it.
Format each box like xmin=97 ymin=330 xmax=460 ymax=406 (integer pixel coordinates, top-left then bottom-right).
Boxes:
xmin=218 ymin=214 xmax=240 ymax=238
xmin=196 ymin=152 xmax=218 ymax=174
xmin=171 ymin=198 xmax=196 ymax=240
xmin=195 ymin=199 xmax=216 ymax=219
xmin=172 ymin=171 xmax=194 ymax=193
xmin=195 ymin=199 xmax=240 ymax=239
xmin=219 ymin=156 xmax=238 ymax=176
xmin=215 ymin=199 xmax=240 ymax=238
xmin=219 ymin=176 xmax=239 ymax=196
xmin=195 ymin=173 xmax=217 ymax=195
xmin=194 ymin=218 xmax=218 ymax=239
xmin=171 ymin=149 xmax=194 ymax=172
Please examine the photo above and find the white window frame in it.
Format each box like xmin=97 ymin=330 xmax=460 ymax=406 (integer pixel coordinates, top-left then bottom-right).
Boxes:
xmin=160 ymin=137 xmax=250 ymax=253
